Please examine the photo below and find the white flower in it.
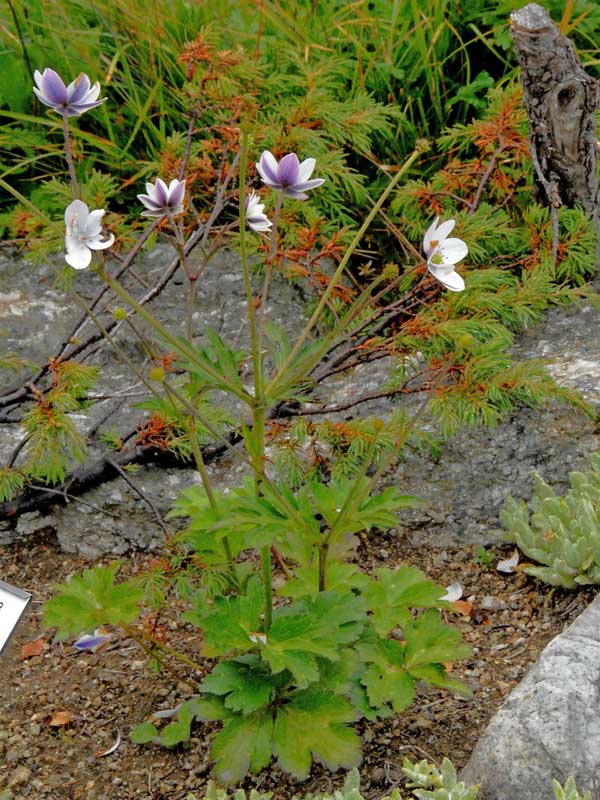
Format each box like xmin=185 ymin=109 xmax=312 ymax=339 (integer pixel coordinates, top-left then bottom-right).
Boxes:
xmin=423 ymin=217 xmax=468 ymax=292
xmin=64 ymin=199 xmax=114 ymax=270
xmin=244 ymin=191 xmax=272 ymax=233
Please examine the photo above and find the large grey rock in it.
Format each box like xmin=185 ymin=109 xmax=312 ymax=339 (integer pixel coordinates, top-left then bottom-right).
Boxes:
xmin=2 ymin=242 xmax=600 ymax=554
xmin=461 ymin=594 xmax=600 ymax=798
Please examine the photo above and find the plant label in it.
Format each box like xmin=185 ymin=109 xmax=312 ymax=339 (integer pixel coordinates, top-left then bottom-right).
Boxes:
xmin=0 ymin=579 xmax=31 ymax=656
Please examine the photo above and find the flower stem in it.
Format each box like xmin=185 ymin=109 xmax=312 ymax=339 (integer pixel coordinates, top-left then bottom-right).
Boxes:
xmin=62 ymin=110 xmax=80 ymax=199
xmin=123 ymin=623 xmax=204 ymax=675
xmin=257 ymin=190 xmax=284 ymax=348
xmin=182 ymin=414 xmax=234 ymax=566
xmin=239 ymin=131 xmax=272 ymax=632
xmin=318 ymin=540 xmax=329 ymax=592
xmin=168 ymin=215 xmax=197 ymax=342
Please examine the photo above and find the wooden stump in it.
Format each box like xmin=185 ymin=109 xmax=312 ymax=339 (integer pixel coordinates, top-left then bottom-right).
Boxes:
xmin=510 ymin=3 xmax=600 ymax=262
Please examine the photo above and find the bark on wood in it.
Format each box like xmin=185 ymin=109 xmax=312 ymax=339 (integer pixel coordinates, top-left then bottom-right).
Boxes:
xmin=510 ymin=3 xmax=600 ymax=258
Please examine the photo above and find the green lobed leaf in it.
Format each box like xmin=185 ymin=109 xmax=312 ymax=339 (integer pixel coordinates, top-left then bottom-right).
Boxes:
xmin=184 ymin=577 xmax=264 ymax=656
xmin=404 ymin=609 xmax=472 ymax=670
xmin=211 ymin=711 xmax=274 ymax=785
xmin=359 ymin=639 xmax=416 ymax=714
xmin=362 ymin=566 xmax=448 ymax=635
xmin=201 ymin=656 xmax=277 ymax=714
xmin=43 ymin=562 xmax=144 ymax=640
xmin=130 ymin=720 xmax=159 ymax=744
xmin=261 ymin=591 xmax=366 ymax=686
xmin=273 ymin=690 xmax=361 ymax=779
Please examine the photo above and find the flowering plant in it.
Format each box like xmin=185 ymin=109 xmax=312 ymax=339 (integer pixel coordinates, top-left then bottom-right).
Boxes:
xmin=14 ymin=66 xmax=473 ymax=784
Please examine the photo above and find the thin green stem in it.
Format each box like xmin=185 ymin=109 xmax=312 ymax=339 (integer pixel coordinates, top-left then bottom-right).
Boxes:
xmin=318 ymin=540 xmax=329 ymax=592
xmin=238 ymin=133 xmax=263 ymax=409
xmin=101 ymin=268 xmax=254 ymax=406
xmin=261 ymin=544 xmax=273 ymax=631
xmin=123 ymin=622 xmax=203 ymax=674
xmin=169 ymin=214 xmax=196 ymax=342
xmin=70 ymin=290 xmax=159 ymax=400
xmin=268 ymin=146 xmax=425 ymax=399
xmin=183 ymin=414 xmax=235 ymax=566
xmin=62 ymin=111 xmax=80 ymax=199
xmin=257 ymin=190 xmax=284 ymax=349
xmin=239 ymin=132 xmax=272 ymax=631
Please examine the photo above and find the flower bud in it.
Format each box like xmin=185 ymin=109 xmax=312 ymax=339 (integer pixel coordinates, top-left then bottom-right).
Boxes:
xmin=112 ymin=307 xmax=127 ymax=321
xmin=149 ymin=366 xmax=165 ymax=382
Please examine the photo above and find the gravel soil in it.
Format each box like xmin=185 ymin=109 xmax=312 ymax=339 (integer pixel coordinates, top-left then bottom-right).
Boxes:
xmin=0 ymin=527 xmax=594 ymax=800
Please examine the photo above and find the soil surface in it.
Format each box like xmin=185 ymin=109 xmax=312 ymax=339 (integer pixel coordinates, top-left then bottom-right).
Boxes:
xmin=0 ymin=528 xmax=594 ymax=800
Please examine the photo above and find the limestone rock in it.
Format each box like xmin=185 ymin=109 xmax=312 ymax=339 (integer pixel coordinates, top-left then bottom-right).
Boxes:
xmin=461 ymin=594 xmax=600 ymax=799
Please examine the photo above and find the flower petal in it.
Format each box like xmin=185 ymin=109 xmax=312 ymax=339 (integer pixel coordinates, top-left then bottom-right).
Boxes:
xmin=74 ymin=631 xmax=111 ymax=652
xmin=137 ymin=193 xmax=163 ymax=211
xmin=81 ymin=81 xmax=102 ymax=104
xmin=291 ymin=178 xmax=325 ymax=193
xmin=422 ymin=217 xmax=440 ymax=255
xmin=439 ymin=581 xmax=464 ymax=603
xmin=435 ymin=238 xmax=468 ymax=265
xmin=497 ymin=549 xmax=520 ymax=574
xmin=282 ymin=188 xmax=308 ymax=200
xmin=297 ymin=157 xmax=316 ymax=183
xmin=64 ymin=199 xmax=89 ymax=230
xmin=40 ymin=68 xmax=68 ymax=105
xmin=155 ymin=178 xmax=169 ymax=207
xmin=435 ymin=219 xmax=455 ymax=243
xmin=168 ymin=179 xmax=186 ymax=209
xmin=277 ymin=153 xmax=300 ymax=186
xmin=428 ymin=263 xmax=465 ymax=292
xmin=66 ymin=73 xmax=91 ymax=104
xmin=66 ymin=99 xmax=106 ymax=116
xmin=65 ymin=237 xmax=92 ymax=270
xmin=87 ymin=233 xmax=115 ymax=251
xmin=257 ymin=151 xmax=280 ymax=185
xmin=84 ymin=209 xmax=105 ymax=237
xmin=247 ymin=217 xmax=272 ymax=233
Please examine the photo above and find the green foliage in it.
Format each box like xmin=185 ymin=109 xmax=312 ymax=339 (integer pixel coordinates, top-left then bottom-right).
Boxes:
xmin=402 ymin=757 xmax=479 ymax=800
xmin=0 ymin=468 xmax=25 ymax=503
xmin=43 ymin=562 xmax=144 ymax=639
xmin=473 ymin=547 xmax=495 ymax=569
xmin=175 ymin=553 xmax=470 ymax=781
xmin=552 ymin=776 xmax=592 ymax=800
xmin=2 ymin=361 xmax=99 ymax=495
xmin=501 ymin=454 xmax=600 ymax=588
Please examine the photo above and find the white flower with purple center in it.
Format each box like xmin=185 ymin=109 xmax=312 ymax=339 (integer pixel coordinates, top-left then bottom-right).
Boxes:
xmin=64 ymin=199 xmax=114 ymax=270
xmin=137 ymin=178 xmax=186 ymax=218
xmin=256 ymin=151 xmax=325 ymax=200
xmin=244 ymin=191 xmax=272 ymax=234
xmin=33 ymin=68 xmax=106 ymax=117
xmin=423 ymin=217 xmax=468 ymax=292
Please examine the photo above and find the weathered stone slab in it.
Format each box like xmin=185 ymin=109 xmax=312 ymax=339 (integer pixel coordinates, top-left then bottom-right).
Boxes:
xmin=461 ymin=593 xmax=600 ymax=799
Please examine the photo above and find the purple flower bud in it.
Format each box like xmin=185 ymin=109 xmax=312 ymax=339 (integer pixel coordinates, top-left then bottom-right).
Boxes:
xmin=256 ymin=151 xmax=325 ymax=200
xmin=33 ymin=68 xmax=106 ymax=117
xmin=137 ymin=178 xmax=186 ymax=218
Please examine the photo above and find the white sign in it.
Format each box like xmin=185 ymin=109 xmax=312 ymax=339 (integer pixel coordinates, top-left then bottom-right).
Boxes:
xmin=0 ymin=579 xmax=31 ymax=656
